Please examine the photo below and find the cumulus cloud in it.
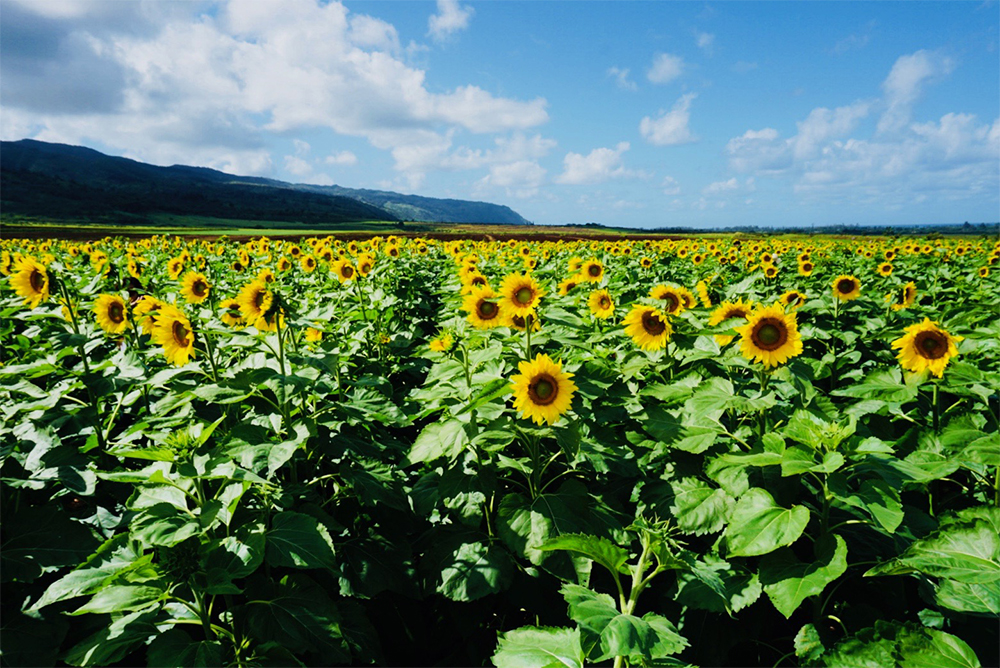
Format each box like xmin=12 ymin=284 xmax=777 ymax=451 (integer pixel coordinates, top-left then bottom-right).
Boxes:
xmin=639 ymin=93 xmax=697 ymax=146
xmin=662 ymin=176 xmax=681 ymax=196
xmin=477 ymin=160 xmax=547 ymax=198
xmin=427 ymin=0 xmax=474 ymax=42
xmin=607 ymin=66 xmax=638 ymax=91
xmin=724 ymin=50 xmax=997 ymax=208
xmin=1 ymin=0 xmax=548 ymax=184
xmin=878 ymin=49 xmax=954 ymax=134
xmin=647 ymin=53 xmax=684 ymax=84
xmin=695 ymin=31 xmax=715 ymax=53
xmin=555 ymin=141 xmax=637 ymax=185
xmin=325 ymin=150 xmax=358 ymax=165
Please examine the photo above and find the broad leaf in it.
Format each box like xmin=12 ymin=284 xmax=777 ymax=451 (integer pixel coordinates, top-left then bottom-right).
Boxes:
xmin=492 ymin=626 xmax=585 ymax=668
xmin=760 ymin=534 xmax=848 ymax=618
xmin=265 ymin=511 xmax=337 ymax=571
xmin=724 ymin=488 xmax=810 ymax=557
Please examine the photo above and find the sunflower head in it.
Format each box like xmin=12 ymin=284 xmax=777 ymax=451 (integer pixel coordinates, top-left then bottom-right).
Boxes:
xmin=623 ymin=304 xmax=672 ymax=351
xmin=877 ymin=263 xmax=893 ymax=277
xmin=332 ymin=259 xmax=356 ymax=283
xmin=180 ymin=271 xmax=211 ymax=304
xmin=10 ymin=257 xmax=50 ymax=308
xmin=237 ymin=280 xmax=274 ymax=329
xmin=734 ymin=303 xmax=803 ymax=367
xmin=510 ymin=354 xmax=577 ymax=425
xmin=300 ymin=255 xmax=317 ymax=273
xmin=219 ymin=297 xmax=246 ymax=329
xmin=462 ymin=286 xmax=504 ymax=329
xmin=833 ymin=275 xmax=862 ymax=301
xmin=429 ymin=332 xmax=454 ymax=352
xmin=581 ymin=259 xmax=604 ymax=282
xmin=507 ymin=310 xmax=540 ymax=332
xmin=798 ymin=261 xmax=815 ymax=277
xmin=708 ymin=299 xmax=753 ymax=346
xmin=649 ymin=285 xmax=685 ymax=315
xmin=891 ymin=318 xmax=962 ymax=378
xmin=500 ymin=273 xmax=545 ymax=318
xmin=151 ymin=304 xmax=195 ymax=367
xmin=588 ymin=289 xmax=615 ymax=319
xmin=558 ymin=275 xmax=582 ymax=295
xmin=780 ymin=290 xmax=807 ymax=309
xmin=93 ymin=294 xmax=130 ymax=334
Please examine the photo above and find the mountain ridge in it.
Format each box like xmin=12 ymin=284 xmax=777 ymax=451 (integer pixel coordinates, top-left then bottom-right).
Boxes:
xmin=0 ymin=139 xmax=531 ymax=227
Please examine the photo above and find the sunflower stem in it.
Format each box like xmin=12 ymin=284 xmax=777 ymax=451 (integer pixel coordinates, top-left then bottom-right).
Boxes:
xmin=931 ymin=381 xmax=940 ymax=432
xmin=525 ymin=318 xmax=533 ymax=361
xmin=57 ymin=276 xmax=106 ymax=451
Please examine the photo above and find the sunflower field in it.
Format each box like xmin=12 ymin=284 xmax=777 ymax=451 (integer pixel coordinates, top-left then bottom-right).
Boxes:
xmin=1 ymin=233 xmax=998 ymax=668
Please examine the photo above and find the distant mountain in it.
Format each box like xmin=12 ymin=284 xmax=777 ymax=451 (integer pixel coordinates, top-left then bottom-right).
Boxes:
xmin=0 ymin=139 xmax=530 ymax=227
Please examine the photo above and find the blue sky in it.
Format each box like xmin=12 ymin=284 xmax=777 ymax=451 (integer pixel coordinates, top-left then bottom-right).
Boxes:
xmin=2 ymin=0 xmax=997 ymax=228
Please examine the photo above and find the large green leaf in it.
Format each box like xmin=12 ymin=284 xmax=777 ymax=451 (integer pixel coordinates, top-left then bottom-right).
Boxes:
xmin=539 ymin=534 xmax=630 ymax=576
xmin=245 ymin=574 xmax=350 ymax=660
xmin=70 ymin=584 xmax=165 ymax=615
xmin=669 ymin=477 xmax=735 ymax=535
xmin=595 ymin=614 xmax=657 ymax=662
xmin=674 ymin=554 xmax=762 ymax=614
xmin=0 ymin=505 xmax=99 ymax=583
xmin=492 ymin=626 xmax=584 ymax=668
xmin=62 ymin=609 xmax=161 ymax=667
xmin=934 ymin=579 xmax=1000 ymax=615
xmin=760 ymin=534 xmax=848 ymax=618
xmin=435 ymin=540 xmax=513 ymax=602
xmin=130 ymin=503 xmax=202 ymax=548
xmin=405 ymin=419 xmax=470 ymax=465
xmin=265 ymin=511 xmax=338 ymax=571
xmin=147 ymin=629 xmax=225 ymax=668
xmin=724 ymin=488 xmax=810 ymax=557
xmin=897 ymin=627 xmax=982 ymax=668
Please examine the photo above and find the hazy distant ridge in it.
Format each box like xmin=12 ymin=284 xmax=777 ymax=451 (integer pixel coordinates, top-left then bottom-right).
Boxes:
xmin=0 ymin=139 xmax=530 ymax=226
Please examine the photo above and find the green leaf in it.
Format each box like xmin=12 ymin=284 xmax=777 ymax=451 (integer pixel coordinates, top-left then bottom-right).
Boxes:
xmin=0 ymin=505 xmax=99 ymax=583
xmin=492 ymin=626 xmax=584 ymax=668
xmin=897 ymin=627 xmax=982 ymax=668
xmin=147 ymin=629 xmax=225 ymax=668
xmin=266 ymin=511 xmax=337 ymax=571
xmin=669 ymin=477 xmax=735 ymax=535
xmin=245 ymin=574 xmax=349 ymax=660
xmin=760 ymin=534 xmax=848 ymax=618
xmin=724 ymin=488 xmax=810 ymax=557
xmin=561 ymin=583 xmax=619 ymax=656
xmin=70 ymin=584 xmax=165 ymax=615
xmin=832 ymin=368 xmax=918 ymax=403
xmin=30 ymin=536 xmax=144 ymax=610
xmin=539 ymin=534 xmax=630 ymax=576
xmin=130 ymin=503 xmax=202 ymax=548
xmin=934 ymin=579 xmax=1000 ymax=615
xmin=63 ymin=609 xmax=160 ymax=667
xmin=405 ymin=419 xmax=470 ymax=465
xmin=435 ymin=540 xmax=513 ymax=602
xmin=794 ymin=624 xmax=826 ymax=663
xmin=596 ymin=614 xmax=656 ymax=662
xmin=641 ymin=613 xmax=688 ymax=658
xmin=675 ymin=555 xmax=761 ymax=614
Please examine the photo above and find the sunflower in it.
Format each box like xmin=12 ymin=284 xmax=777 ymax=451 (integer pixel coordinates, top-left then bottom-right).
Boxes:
xmin=780 ymin=290 xmax=807 ymax=309
xmin=887 ymin=282 xmax=918 ymax=311
xmin=219 ymin=297 xmax=245 ymax=329
xmin=623 ymin=304 xmax=672 ymax=351
xmin=151 ymin=304 xmax=195 ymax=366
xmin=332 ymin=259 xmax=356 ymax=283
xmin=127 ymin=257 xmax=144 ymax=280
xmin=891 ymin=318 xmax=962 ymax=378
xmin=462 ymin=286 xmax=504 ymax=329
xmin=832 ymin=275 xmax=861 ymax=301
xmin=762 ymin=264 xmax=778 ymax=279
xmin=877 ymin=263 xmax=893 ymax=277
xmin=580 ymin=259 xmax=604 ymax=282
xmin=166 ymin=256 xmax=185 ymax=280
xmin=588 ymin=289 xmax=615 ymax=319
xmin=695 ymin=280 xmax=712 ymax=308
xmin=304 ymin=326 xmax=323 ymax=344
xmin=276 ymin=256 xmax=292 ymax=272
xmin=558 ymin=275 xmax=582 ymax=295
xmin=237 ymin=280 xmax=273 ymax=329
xmin=356 ymin=254 xmax=374 ymax=276
xmin=978 ymin=266 xmax=989 ymax=278
xmin=10 ymin=257 xmax=50 ymax=308
xmin=257 ymin=268 xmax=276 ymax=284
xmin=649 ymin=285 xmax=685 ymax=315
xmin=300 ymin=254 xmax=317 ymax=273
xmin=708 ymin=299 xmax=753 ymax=346
xmin=640 ymin=257 xmax=653 ymax=269
xmin=499 ymin=273 xmax=545 ymax=319
xmin=429 ymin=332 xmax=454 ymax=352
xmin=510 ymin=354 xmax=577 ymax=426
xmin=507 ymin=311 xmax=541 ymax=332
xmin=133 ymin=296 xmax=164 ymax=335
xmin=93 ymin=294 xmax=129 ymax=334
xmin=180 ymin=271 xmax=211 ymax=304
xmin=568 ymin=257 xmax=584 ymax=273
xmin=734 ymin=303 xmax=803 ymax=367
xmin=798 ymin=261 xmax=815 ymax=277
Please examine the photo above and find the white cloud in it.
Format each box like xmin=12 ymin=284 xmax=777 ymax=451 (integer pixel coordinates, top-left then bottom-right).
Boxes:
xmin=647 ymin=53 xmax=684 ymax=84
xmin=662 ymin=176 xmax=681 ymax=196
xmin=695 ymin=31 xmax=715 ymax=53
xmin=325 ymin=150 xmax=358 ymax=165
xmin=284 ymin=154 xmax=312 ymax=176
xmin=555 ymin=141 xmax=637 ymax=185
xmin=293 ymin=139 xmax=311 ymax=155
xmin=878 ymin=49 xmax=954 ymax=134
xmin=477 ymin=160 xmax=547 ymax=198
xmin=607 ymin=66 xmax=638 ymax=92
xmin=639 ymin=93 xmax=697 ymax=146
xmin=428 ymin=0 xmax=474 ymax=42
xmin=792 ymin=102 xmax=870 ymax=159
xmin=702 ymin=177 xmax=754 ymax=195
xmin=2 ymin=0 xmax=548 ymax=186
xmin=831 ymin=20 xmax=876 ymax=55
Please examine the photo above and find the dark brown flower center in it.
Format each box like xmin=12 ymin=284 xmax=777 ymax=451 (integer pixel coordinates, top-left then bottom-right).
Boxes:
xmin=254 ymin=290 xmax=265 ymax=310
xmin=724 ymin=308 xmax=749 ymax=320
xmin=802 ymin=262 xmax=814 ymax=272
xmin=663 ymin=294 xmax=678 ymax=312
xmin=588 ymin=264 xmax=601 ymax=277
xmin=600 ymin=297 xmax=610 ymax=309
xmin=528 ymin=373 xmax=558 ymax=405
xmin=751 ymin=318 xmax=788 ymax=351
xmin=642 ymin=311 xmax=666 ymax=336
xmin=29 ymin=269 xmax=46 ymax=292
xmin=477 ymin=300 xmax=498 ymax=320
xmin=343 ymin=266 xmax=354 ymax=278
xmin=515 ymin=287 xmax=533 ymax=304
xmin=108 ymin=302 xmax=124 ymax=324
xmin=915 ymin=331 xmax=947 ymax=360
xmin=172 ymin=320 xmax=190 ymax=347
xmin=193 ymin=280 xmax=207 ymax=297
xmin=837 ymin=279 xmax=856 ymax=294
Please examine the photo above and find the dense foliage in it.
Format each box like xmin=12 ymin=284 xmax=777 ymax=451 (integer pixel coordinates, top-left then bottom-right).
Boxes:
xmin=1 ymin=232 xmax=997 ymax=667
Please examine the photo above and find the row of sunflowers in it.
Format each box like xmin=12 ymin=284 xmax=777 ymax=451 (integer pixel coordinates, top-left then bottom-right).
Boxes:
xmin=1 ymin=232 xmax=997 ymax=668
